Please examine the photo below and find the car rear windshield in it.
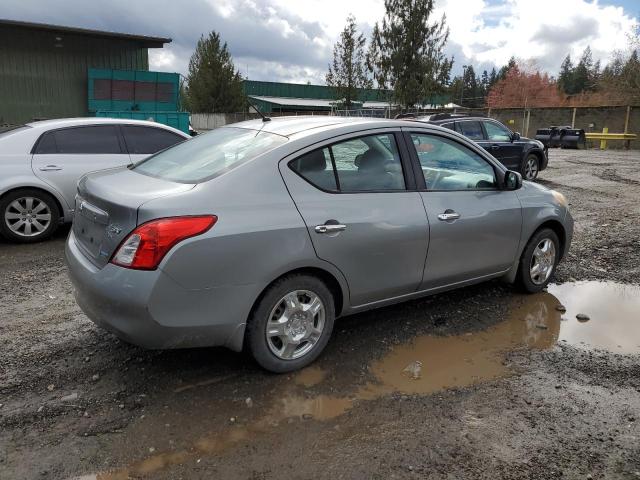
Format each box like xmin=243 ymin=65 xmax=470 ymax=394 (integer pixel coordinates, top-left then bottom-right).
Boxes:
xmin=132 ymin=127 xmax=288 ymax=183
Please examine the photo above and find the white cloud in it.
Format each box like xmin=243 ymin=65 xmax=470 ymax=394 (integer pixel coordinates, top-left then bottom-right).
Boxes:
xmin=271 ymin=0 xmax=637 ymax=76
xmin=2 ymin=0 xmax=637 ymax=83
xmin=436 ymin=0 xmax=637 ymax=73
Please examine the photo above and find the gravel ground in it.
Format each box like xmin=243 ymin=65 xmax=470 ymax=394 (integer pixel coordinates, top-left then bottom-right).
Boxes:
xmin=0 ymin=149 xmax=639 ymax=480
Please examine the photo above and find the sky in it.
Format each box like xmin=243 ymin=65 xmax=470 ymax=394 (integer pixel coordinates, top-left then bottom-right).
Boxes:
xmin=2 ymin=0 xmax=638 ymax=84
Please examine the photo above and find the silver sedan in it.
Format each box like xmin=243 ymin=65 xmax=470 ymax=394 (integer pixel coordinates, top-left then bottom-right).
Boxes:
xmin=65 ymin=116 xmax=573 ymax=372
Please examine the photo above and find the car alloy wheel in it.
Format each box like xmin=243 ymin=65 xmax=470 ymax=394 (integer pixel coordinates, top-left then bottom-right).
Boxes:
xmin=4 ymin=196 xmax=52 ymax=238
xmin=524 ymin=155 xmax=539 ymax=180
xmin=529 ymin=238 xmax=556 ymax=285
xmin=265 ymin=289 xmax=326 ymax=360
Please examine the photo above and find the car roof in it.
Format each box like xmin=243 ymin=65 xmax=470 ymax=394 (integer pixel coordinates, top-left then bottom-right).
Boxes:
xmin=225 ymin=115 xmax=435 ymax=138
xmin=24 ymin=117 xmax=189 ymax=136
xmin=420 ymin=115 xmax=489 ymax=124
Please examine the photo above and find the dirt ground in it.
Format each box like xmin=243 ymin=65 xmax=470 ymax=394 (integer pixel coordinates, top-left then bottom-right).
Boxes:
xmin=1 ymin=149 xmax=639 ymax=480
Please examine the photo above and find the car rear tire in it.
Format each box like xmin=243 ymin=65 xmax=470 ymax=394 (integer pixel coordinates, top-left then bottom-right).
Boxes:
xmin=0 ymin=189 xmax=60 ymax=243
xmin=522 ymin=154 xmax=539 ymax=181
xmin=246 ymin=274 xmax=335 ymax=373
xmin=516 ymin=228 xmax=560 ymax=293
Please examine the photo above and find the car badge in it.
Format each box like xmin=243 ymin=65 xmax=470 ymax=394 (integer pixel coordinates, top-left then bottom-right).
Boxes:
xmin=107 ymin=224 xmax=123 ymax=238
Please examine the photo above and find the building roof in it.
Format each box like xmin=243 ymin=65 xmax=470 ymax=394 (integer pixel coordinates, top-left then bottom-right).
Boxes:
xmin=0 ymin=19 xmax=171 ymax=48
xmin=231 ymin=116 xmax=406 ymax=137
xmin=248 ymin=95 xmax=393 ymax=109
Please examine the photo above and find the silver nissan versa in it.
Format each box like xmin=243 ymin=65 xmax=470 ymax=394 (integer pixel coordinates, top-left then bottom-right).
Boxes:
xmin=65 ymin=116 xmax=573 ymax=372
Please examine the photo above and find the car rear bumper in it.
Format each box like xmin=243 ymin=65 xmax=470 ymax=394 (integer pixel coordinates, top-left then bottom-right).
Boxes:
xmin=65 ymin=230 xmax=248 ymax=350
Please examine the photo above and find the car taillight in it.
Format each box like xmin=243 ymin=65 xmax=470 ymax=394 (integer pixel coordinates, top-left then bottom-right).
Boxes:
xmin=111 ymin=216 xmax=217 ymax=270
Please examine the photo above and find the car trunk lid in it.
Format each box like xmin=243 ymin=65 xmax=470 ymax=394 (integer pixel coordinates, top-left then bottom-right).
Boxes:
xmin=73 ymin=166 xmax=195 ymax=267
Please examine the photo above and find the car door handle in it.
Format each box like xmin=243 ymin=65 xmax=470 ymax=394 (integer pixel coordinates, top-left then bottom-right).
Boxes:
xmin=490 ymin=144 xmax=500 ymax=150
xmin=39 ymin=165 xmax=62 ymax=171
xmin=437 ymin=212 xmax=460 ymax=221
xmin=315 ymin=224 xmax=347 ymax=234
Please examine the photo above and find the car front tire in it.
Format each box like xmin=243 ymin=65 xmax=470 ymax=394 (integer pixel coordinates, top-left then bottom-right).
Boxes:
xmin=516 ymin=228 xmax=560 ymax=293
xmin=246 ymin=274 xmax=335 ymax=373
xmin=0 ymin=189 xmax=60 ymax=243
xmin=522 ymin=154 xmax=540 ymax=181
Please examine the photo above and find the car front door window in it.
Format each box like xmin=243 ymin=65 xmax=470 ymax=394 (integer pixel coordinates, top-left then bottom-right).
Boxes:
xmin=410 ymin=134 xmax=496 ymax=190
xmin=484 ymin=121 xmax=512 ymax=141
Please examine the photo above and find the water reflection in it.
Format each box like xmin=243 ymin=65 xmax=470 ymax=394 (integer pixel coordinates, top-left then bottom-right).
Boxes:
xmin=548 ymin=281 xmax=640 ymax=353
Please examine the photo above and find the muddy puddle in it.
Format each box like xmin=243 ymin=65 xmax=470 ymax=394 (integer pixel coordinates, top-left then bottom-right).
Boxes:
xmin=547 ymin=281 xmax=640 ymax=353
xmin=78 ymin=281 xmax=639 ymax=479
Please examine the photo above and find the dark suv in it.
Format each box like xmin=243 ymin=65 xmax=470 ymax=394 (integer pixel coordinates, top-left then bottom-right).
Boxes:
xmin=406 ymin=114 xmax=548 ymax=181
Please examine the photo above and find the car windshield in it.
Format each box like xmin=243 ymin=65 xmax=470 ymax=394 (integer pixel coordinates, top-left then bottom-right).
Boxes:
xmin=132 ymin=127 xmax=288 ymax=183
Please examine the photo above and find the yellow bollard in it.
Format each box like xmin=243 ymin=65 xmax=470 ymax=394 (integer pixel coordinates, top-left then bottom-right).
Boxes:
xmin=600 ymin=127 xmax=608 ymax=150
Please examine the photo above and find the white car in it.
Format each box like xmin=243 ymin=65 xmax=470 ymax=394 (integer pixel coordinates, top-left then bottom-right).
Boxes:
xmin=0 ymin=118 xmax=189 ymax=242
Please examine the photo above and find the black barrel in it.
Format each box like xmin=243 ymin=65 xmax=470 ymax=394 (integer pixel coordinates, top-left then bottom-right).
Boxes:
xmin=535 ymin=128 xmax=553 ymax=147
xmin=559 ymin=128 xmax=586 ymax=149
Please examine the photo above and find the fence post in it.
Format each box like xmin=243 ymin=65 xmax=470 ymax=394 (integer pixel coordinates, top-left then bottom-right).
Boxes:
xmin=571 ymin=107 xmax=576 ymax=128
xmin=525 ymin=110 xmax=531 ymax=137
xmin=624 ymin=106 xmax=631 ymax=150
xmin=600 ymin=127 xmax=608 ymax=150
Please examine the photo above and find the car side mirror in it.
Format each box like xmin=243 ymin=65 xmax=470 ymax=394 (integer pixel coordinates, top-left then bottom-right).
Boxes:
xmin=504 ymin=170 xmax=522 ymax=190
xmin=511 ymin=132 xmax=521 ymax=142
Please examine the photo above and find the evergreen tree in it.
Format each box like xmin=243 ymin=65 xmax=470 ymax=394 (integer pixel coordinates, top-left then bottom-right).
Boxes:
xmin=498 ymin=57 xmax=517 ymax=81
xmin=185 ymin=32 xmax=246 ymax=113
xmin=462 ymin=65 xmax=481 ymax=107
xmin=620 ymin=50 xmax=640 ymax=95
xmin=572 ymin=46 xmax=594 ymax=93
xmin=366 ymin=0 xmax=453 ymax=109
xmin=326 ymin=15 xmax=372 ymax=108
xmin=489 ymin=67 xmax=498 ymax=87
xmin=557 ymin=54 xmax=574 ymax=94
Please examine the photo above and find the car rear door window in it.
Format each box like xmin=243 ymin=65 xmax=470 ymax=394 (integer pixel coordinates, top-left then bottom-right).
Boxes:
xmin=52 ymin=126 xmax=122 ymax=154
xmin=289 ymin=148 xmax=338 ymax=191
xmin=410 ymin=133 xmax=496 ymax=190
xmin=290 ymin=133 xmax=405 ymax=192
xmin=457 ymin=121 xmax=484 ymax=140
xmin=484 ymin=121 xmax=512 ymax=141
xmin=34 ymin=131 xmax=57 ymax=154
xmin=122 ymin=125 xmax=185 ymax=154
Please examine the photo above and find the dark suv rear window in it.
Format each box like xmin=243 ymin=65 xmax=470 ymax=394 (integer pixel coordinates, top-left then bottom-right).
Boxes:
xmin=132 ymin=127 xmax=287 ymax=183
xmin=457 ymin=121 xmax=484 ymax=140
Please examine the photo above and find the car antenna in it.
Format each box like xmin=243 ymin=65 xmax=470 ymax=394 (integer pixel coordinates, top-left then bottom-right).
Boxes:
xmin=247 ymin=98 xmax=271 ymax=122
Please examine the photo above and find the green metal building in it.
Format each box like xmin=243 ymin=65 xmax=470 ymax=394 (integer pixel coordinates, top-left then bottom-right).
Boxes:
xmin=0 ymin=19 xmax=171 ymax=125
xmin=243 ymin=80 xmax=454 ymax=114
xmin=243 ymin=80 xmax=392 ymax=113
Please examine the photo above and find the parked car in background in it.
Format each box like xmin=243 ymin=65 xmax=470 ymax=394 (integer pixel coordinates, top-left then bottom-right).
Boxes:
xmin=407 ymin=113 xmax=548 ymax=181
xmin=65 ymin=116 xmax=573 ymax=373
xmin=0 ymin=118 xmax=189 ymax=242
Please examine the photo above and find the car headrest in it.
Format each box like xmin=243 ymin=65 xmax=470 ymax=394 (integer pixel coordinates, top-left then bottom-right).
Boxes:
xmin=358 ymin=149 xmax=386 ymax=171
xmin=299 ymin=149 xmax=327 ymax=171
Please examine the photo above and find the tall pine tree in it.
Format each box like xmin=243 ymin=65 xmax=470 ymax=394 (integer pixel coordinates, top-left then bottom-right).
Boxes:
xmin=557 ymin=54 xmax=574 ymax=94
xmin=326 ymin=15 xmax=372 ymax=108
xmin=367 ymin=0 xmax=453 ymax=109
xmin=185 ymin=32 xmax=246 ymax=113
